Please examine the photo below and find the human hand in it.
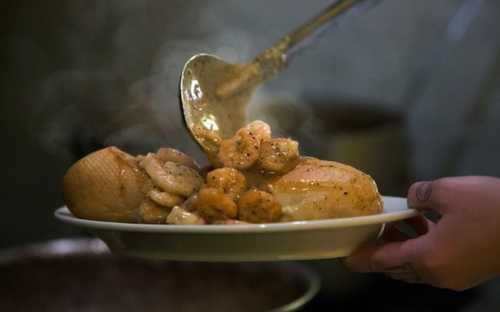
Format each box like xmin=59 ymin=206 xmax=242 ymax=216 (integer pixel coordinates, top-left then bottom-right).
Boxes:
xmin=344 ymin=176 xmax=500 ymax=291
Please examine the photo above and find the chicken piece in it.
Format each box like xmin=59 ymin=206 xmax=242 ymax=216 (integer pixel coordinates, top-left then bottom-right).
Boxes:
xmin=139 ymin=154 xmax=203 ymax=197
xmin=156 ymin=147 xmax=200 ymax=171
xmin=167 ymin=206 xmax=206 ymax=225
xmin=206 ymin=168 xmax=247 ymax=200
xmin=63 ymin=147 xmax=153 ymax=222
xmin=191 ymin=187 xmax=238 ymax=222
xmin=237 ymin=189 xmax=282 ymax=223
xmin=266 ymin=158 xmax=383 ymax=221
xmin=148 ymin=188 xmax=184 ymax=208
xmin=138 ymin=199 xmax=170 ymax=224
xmin=217 ymin=120 xmax=272 ymax=170
xmin=258 ymin=138 xmax=300 ymax=174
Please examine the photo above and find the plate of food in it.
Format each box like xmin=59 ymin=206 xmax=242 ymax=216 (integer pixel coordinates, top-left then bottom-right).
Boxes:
xmin=56 ymin=120 xmax=418 ymax=261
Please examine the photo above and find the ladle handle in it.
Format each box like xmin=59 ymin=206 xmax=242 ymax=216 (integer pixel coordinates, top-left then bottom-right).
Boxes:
xmin=283 ymin=0 xmax=382 ymax=60
xmin=216 ymin=0 xmax=382 ymax=99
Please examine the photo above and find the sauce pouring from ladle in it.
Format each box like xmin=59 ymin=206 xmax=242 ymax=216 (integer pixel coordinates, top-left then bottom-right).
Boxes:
xmin=179 ymin=0 xmax=382 ymax=160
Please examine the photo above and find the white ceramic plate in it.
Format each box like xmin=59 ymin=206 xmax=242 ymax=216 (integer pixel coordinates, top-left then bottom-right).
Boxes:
xmin=55 ymin=196 xmax=418 ymax=262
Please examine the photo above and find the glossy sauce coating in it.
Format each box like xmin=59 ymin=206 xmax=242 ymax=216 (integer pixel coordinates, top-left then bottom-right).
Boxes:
xmin=63 ymin=122 xmax=383 ymax=224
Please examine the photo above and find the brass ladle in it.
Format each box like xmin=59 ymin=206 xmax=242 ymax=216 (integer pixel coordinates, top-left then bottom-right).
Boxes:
xmin=180 ymin=0 xmax=380 ymax=157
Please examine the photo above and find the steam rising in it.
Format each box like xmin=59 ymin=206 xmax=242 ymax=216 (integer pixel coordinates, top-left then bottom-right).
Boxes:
xmin=14 ymin=0 xmax=500 ymax=188
xmin=30 ymin=0 xmax=323 ymax=166
xmin=31 ymin=1 xmax=255 ymax=163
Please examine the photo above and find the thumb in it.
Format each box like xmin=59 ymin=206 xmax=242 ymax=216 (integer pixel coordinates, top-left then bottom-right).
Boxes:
xmin=407 ymin=180 xmax=450 ymax=215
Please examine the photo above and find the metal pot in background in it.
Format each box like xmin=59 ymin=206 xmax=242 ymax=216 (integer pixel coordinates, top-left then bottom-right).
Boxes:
xmin=310 ymin=100 xmax=410 ymax=197
xmin=0 ymin=238 xmax=320 ymax=312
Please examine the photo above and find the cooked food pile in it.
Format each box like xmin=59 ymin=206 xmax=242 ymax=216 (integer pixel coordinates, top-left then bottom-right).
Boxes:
xmin=63 ymin=121 xmax=383 ymax=224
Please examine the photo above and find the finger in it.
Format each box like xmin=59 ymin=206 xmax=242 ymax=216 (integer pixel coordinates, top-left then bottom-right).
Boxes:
xmin=344 ymin=237 xmax=428 ymax=273
xmin=385 ymin=268 xmax=424 ymax=284
xmin=407 ymin=181 xmax=448 ymax=214
xmin=381 ymin=223 xmax=409 ymax=242
xmin=404 ymin=215 xmax=430 ymax=236
xmin=406 ymin=215 xmax=428 ymax=234
xmin=381 ymin=216 xmax=430 ymax=243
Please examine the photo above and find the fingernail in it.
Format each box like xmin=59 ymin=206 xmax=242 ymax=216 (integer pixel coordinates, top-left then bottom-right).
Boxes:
xmin=415 ymin=182 xmax=432 ymax=202
xmin=408 ymin=181 xmax=433 ymax=208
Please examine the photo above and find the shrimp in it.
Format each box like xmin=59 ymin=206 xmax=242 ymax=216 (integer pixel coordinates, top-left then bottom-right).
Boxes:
xmin=160 ymin=161 xmax=203 ymax=197
xmin=138 ymin=199 xmax=169 ymax=224
xmin=156 ymin=147 xmax=199 ymax=171
xmin=218 ymin=129 xmax=260 ymax=170
xmin=206 ymin=168 xmax=247 ymax=200
xmin=237 ymin=189 xmax=282 ymax=223
xmin=217 ymin=120 xmax=272 ymax=170
xmin=166 ymin=206 xmax=206 ymax=225
xmin=140 ymin=154 xmax=203 ymax=197
xmin=192 ymin=125 xmax=223 ymax=153
xmin=258 ymin=138 xmax=300 ymax=174
xmin=191 ymin=187 xmax=238 ymax=222
xmin=181 ymin=193 xmax=200 ymax=212
xmin=245 ymin=120 xmax=271 ymax=142
xmin=148 ymin=188 xmax=184 ymax=208
xmin=135 ymin=154 xmax=145 ymax=163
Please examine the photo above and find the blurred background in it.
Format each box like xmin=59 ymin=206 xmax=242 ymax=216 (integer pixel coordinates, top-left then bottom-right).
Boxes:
xmin=1 ymin=0 xmax=500 ymax=310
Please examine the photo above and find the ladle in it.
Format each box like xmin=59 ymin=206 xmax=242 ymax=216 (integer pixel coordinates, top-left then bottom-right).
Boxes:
xmin=179 ymin=0 xmax=381 ymax=157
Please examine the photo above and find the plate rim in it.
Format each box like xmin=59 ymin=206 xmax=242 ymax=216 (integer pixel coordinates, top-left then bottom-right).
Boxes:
xmin=55 ymin=196 xmax=419 ymax=234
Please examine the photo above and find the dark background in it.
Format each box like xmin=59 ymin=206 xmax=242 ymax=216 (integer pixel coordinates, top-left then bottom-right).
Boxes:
xmin=1 ymin=0 xmax=500 ymax=310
